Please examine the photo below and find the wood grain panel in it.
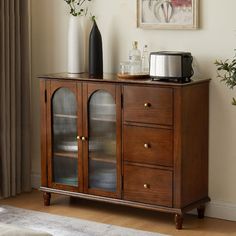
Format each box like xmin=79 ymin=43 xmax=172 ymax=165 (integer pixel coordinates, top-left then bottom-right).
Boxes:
xmin=173 ymin=87 xmax=182 ymax=208
xmin=123 ymin=86 xmax=173 ymax=125
xmin=181 ymin=82 xmax=209 ymax=207
xmin=123 ymin=164 xmax=173 ymax=207
xmin=123 ymin=125 xmax=173 ymax=167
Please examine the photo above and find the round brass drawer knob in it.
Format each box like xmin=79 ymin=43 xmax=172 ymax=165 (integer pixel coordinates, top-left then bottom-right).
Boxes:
xmin=81 ymin=136 xmax=86 ymax=141
xmin=76 ymin=136 xmax=81 ymax=140
xmin=144 ymin=184 xmax=149 ymax=189
xmin=144 ymin=103 xmax=151 ymax=108
xmin=144 ymin=143 xmax=150 ymax=149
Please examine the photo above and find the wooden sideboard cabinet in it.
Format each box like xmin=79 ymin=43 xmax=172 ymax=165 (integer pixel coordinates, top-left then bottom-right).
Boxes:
xmin=39 ymin=73 xmax=210 ymax=229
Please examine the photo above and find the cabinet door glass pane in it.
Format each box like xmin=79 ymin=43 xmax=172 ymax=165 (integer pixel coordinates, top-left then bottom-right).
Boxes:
xmin=52 ymin=88 xmax=78 ymax=186
xmin=88 ymin=90 xmax=116 ymax=192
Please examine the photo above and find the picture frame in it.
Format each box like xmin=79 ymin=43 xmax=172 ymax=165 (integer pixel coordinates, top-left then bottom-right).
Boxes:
xmin=137 ymin=0 xmax=199 ymax=30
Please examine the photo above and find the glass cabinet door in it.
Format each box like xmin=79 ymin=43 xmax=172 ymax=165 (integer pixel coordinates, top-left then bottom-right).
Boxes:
xmin=88 ymin=90 xmax=117 ymax=193
xmin=50 ymin=85 xmax=80 ymax=189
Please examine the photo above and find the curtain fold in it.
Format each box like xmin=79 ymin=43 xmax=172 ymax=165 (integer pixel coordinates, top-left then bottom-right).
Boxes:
xmin=0 ymin=0 xmax=31 ymax=198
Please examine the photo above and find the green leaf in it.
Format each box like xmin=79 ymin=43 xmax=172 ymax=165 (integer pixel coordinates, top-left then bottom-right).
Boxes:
xmin=215 ymin=53 xmax=236 ymax=106
xmin=65 ymin=0 xmax=94 ymax=17
xmin=232 ymin=97 xmax=236 ymax=105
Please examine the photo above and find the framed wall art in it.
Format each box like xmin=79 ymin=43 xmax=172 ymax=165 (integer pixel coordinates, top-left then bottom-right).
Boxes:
xmin=137 ymin=0 xmax=199 ymax=29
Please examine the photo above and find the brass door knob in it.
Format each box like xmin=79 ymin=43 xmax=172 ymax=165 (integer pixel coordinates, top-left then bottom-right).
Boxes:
xmin=144 ymin=143 xmax=150 ymax=149
xmin=81 ymin=136 xmax=86 ymax=141
xmin=144 ymin=184 xmax=150 ymax=189
xmin=144 ymin=102 xmax=151 ymax=108
xmin=76 ymin=136 xmax=81 ymax=140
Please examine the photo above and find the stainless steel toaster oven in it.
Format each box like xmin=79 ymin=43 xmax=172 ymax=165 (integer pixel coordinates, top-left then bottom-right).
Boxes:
xmin=149 ymin=51 xmax=194 ymax=82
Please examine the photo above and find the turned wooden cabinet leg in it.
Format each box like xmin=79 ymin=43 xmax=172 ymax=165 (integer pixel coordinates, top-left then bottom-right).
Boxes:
xmin=175 ymin=213 xmax=183 ymax=230
xmin=43 ymin=192 xmax=51 ymax=206
xmin=197 ymin=205 xmax=205 ymax=219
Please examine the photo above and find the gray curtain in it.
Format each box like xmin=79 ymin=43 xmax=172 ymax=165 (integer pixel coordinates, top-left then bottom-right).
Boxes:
xmin=0 ymin=0 xmax=31 ymax=198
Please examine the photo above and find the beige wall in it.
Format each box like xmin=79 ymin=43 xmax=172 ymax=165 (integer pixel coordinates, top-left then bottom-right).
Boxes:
xmin=31 ymin=0 xmax=236 ymax=207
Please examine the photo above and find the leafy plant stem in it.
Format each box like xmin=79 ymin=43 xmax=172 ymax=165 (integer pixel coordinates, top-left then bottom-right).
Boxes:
xmin=215 ymin=54 xmax=236 ymax=105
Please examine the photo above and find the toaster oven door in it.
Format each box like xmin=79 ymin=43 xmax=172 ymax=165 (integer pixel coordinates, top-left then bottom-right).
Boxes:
xmin=150 ymin=55 xmax=182 ymax=78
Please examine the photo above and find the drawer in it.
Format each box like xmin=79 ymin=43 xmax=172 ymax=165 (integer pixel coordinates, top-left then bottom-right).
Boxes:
xmin=123 ymin=125 xmax=173 ymax=167
xmin=123 ymin=164 xmax=173 ymax=207
xmin=123 ymin=86 xmax=173 ymax=125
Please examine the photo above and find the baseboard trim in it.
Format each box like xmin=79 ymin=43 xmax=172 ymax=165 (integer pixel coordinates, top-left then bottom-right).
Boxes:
xmin=30 ymin=173 xmax=236 ymax=221
xmin=203 ymin=201 xmax=236 ymax=221
xmin=31 ymin=173 xmax=41 ymax=189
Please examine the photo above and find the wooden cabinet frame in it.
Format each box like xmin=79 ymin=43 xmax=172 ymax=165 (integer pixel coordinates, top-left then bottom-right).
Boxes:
xmin=42 ymin=80 xmax=122 ymax=198
xmin=39 ymin=74 xmax=210 ymax=230
xmin=46 ymin=81 xmax=83 ymax=192
xmin=83 ymin=83 xmax=122 ymax=198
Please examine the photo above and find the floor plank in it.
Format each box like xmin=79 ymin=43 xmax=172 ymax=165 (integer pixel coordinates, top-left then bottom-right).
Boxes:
xmin=0 ymin=190 xmax=236 ymax=235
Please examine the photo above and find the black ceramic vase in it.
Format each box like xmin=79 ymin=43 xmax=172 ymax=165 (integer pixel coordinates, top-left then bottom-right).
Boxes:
xmin=89 ymin=20 xmax=103 ymax=77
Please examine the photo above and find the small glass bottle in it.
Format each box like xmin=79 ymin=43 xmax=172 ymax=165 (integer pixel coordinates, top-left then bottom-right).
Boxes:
xmin=129 ymin=41 xmax=141 ymax=74
xmin=141 ymin=45 xmax=149 ymax=74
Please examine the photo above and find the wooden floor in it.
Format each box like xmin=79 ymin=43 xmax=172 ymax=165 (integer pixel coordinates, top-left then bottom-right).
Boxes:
xmin=0 ymin=190 xmax=235 ymax=235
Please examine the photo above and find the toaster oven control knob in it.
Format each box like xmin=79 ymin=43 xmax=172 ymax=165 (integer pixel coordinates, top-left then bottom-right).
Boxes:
xmin=144 ymin=102 xmax=151 ymax=108
xmin=144 ymin=143 xmax=150 ymax=149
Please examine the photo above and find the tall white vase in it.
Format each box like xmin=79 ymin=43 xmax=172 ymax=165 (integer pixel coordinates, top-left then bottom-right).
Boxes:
xmin=68 ymin=16 xmax=89 ymax=74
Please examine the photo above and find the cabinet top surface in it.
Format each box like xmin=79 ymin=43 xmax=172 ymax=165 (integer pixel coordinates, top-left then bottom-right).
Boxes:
xmin=38 ymin=73 xmax=210 ymax=87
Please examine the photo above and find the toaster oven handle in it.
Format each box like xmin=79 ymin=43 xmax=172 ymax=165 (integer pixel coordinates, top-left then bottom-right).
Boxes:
xmin=190 ymin=55 xmax=194 ymax=77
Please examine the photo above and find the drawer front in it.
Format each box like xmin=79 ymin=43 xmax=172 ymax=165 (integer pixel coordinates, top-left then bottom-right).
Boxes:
xmin=123 ymin=125 xmax=173 ymax=167
xmin=123 ymin=86 xmax=173 ymax=125
xmin=123 ymin=165 xmax=173 ymax=207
